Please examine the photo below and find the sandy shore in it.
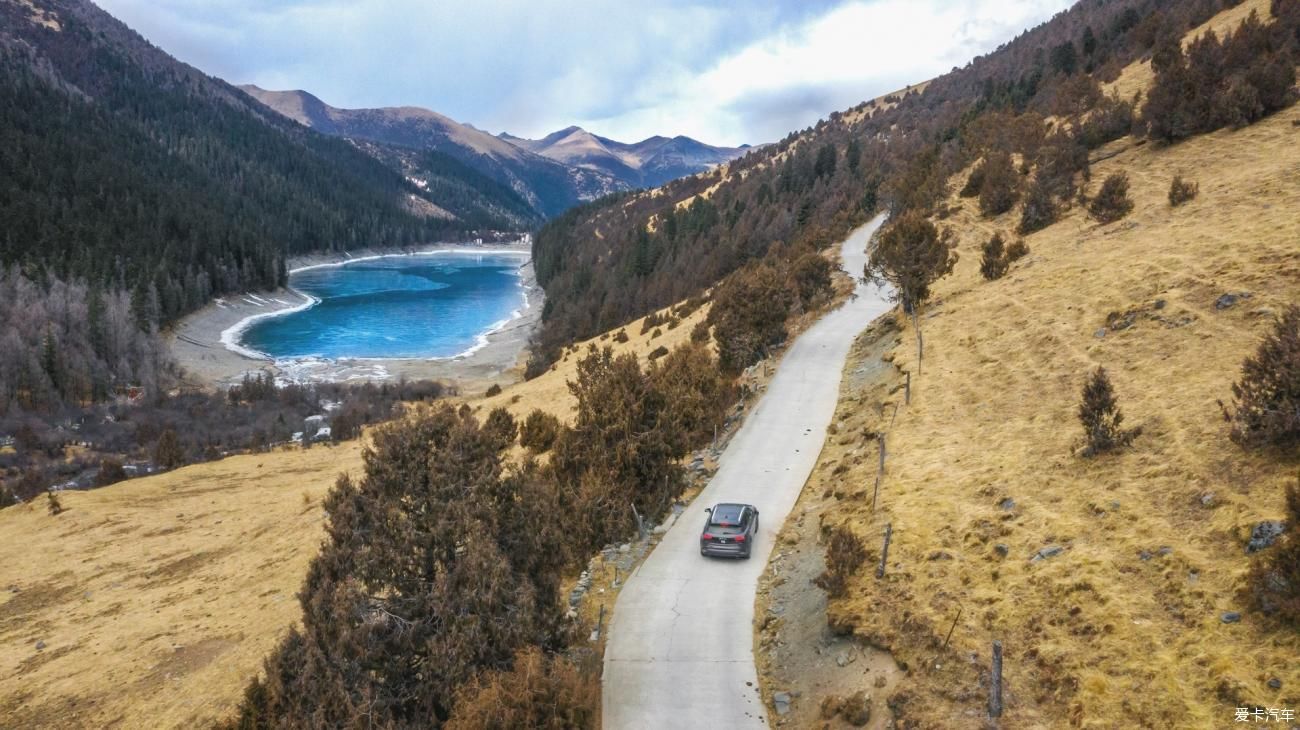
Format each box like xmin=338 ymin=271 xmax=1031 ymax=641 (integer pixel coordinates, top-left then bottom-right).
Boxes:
xmin=168 ymin=242 xmax=540 ymax=392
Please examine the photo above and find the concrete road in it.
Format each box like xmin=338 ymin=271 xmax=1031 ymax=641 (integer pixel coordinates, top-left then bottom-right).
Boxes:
xmin=602 ymin=216 xmax=892 ymax=728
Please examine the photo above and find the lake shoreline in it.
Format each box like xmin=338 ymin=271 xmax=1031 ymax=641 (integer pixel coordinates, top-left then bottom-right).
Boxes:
xmin=168 ymin=241 xmax=540 ymax=392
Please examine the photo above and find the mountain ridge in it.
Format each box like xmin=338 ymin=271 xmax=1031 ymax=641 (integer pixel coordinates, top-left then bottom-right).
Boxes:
xmin=241 ymin=85 xmax=749 ymax=205
xmin=240 ymin=85 xmax=624 ymax=217
xmin=499 ymin=124 xmax=749 ymax=189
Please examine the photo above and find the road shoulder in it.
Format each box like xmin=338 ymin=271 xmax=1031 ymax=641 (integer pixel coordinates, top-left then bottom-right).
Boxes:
xmin=755 ymin=317 xmax=905 ymax=729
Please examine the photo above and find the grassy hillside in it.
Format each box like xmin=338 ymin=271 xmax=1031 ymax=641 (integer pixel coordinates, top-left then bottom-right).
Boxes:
xmin=0 ymin=300 xmax=707 ymax=728
xmin=0 ymin=443 xmax=360 ymax=728
xmin=807 ymin=16 xmax=1300 ymax=729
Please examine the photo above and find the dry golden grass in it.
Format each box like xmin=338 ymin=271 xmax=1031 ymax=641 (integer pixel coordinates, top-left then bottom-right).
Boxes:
xmin=0 ymin=442 xmax=360 ymax=728
xmin=816 ymin=79 xmax=1300 ymax=730
xmin=13 ymin=0 xmax=62 ymax=31
xmin=0 ymin=297 xmax=704 ymax=728
xmin=840 ymin=81 xmax=932 ymax=127
xmin=474 ymin=301 xmax=713 ymax=424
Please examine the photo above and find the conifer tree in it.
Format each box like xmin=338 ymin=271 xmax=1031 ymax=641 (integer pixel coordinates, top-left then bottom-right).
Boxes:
xmin=1078 ymin=366 xmax=1139 ymax=456
xmin=980 ymin=233 xmax=1009 ymax=280
xmin=1088 ymin=173 xmax=1134 ymax=223
xmin=154 ymin=428 xmax=186 ymax=469
xmin=1019 ymin=174 xmax=1059 ymax=234
xmin=978 ymin=150 xmax=1020 ymax=217
xmin=227 ymin=407 xmax=564 ymax=727
xmin=482 ymin=407 xmax=518 ymax=451
xmin=865 ymin=212 xmax=958 ymax=314
xmin=46 ymin=489 xmax=63 ymax=516
xmin=1223 ymin=305 xmax=1300 ymax=450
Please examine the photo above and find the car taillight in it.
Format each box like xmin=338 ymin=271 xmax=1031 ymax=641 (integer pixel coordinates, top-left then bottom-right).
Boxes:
xmin=702 ymin=533 xmax=714 ymax=540
xmin=734 ymin=534 xmax=746 ymax=542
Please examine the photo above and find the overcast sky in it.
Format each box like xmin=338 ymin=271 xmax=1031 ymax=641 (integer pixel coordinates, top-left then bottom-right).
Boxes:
xmin=95 ymin=0 xmax=1073 ymax=146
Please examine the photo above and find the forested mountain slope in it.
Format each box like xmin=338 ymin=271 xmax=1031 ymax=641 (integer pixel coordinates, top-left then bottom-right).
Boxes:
xmin=528 ymin=0 xmax=1297 ymax=367
xmin=0 ymin=0 xmax=478 ymax=310
xmin=0 ymin=0 xmax=522 ymax=411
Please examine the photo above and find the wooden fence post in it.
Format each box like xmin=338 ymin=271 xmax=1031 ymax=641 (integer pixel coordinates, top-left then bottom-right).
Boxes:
xmin=871 ymin=434 xmax=886 ymax=512
xmin=989 ymin=640 xmax=1004 ymax=719
xmin=940 ymin=605 xmax=962 ymax=655
xmin=876 ymin=523 xmax=892 ymax=578
xmin=926 ymin=604 xmax=963 ymax=671
xmin=591 ymin=604 xmax=606 ymax=642
xmin=632 ymin=503 xmax=645 ymax=539
xmin=910 ymin=309 xmax=923 ymax=377
xmin=905 ymin=370 xmax=911 ymax=405
xmin=917 ymin=325 xmax=924 ymax=376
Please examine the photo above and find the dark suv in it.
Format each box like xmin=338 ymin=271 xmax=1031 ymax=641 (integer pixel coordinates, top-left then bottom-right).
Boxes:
xmin=699 ymin=503 xmax=759 ymax=559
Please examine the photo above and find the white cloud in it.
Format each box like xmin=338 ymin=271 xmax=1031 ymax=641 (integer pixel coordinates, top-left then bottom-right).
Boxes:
xmin=95 ymin=0 xmax=1071 ymax=146
xmin=580 ymin=0 xmax=1072 ymax=144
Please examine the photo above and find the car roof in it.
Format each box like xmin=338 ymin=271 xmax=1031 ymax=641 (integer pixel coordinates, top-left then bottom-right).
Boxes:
xmin=713 ymin=502 xmax=754 ymax=510
xmin=709 ymin=504 xmax=751 ymax=523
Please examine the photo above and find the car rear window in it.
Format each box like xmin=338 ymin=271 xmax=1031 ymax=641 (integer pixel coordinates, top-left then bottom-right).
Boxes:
xmin=710 ymin=506 xmax=744 ymax=526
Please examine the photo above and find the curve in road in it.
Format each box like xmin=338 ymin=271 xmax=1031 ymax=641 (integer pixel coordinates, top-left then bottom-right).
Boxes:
xmin=602 ymin=216 xmax=892 ymax=728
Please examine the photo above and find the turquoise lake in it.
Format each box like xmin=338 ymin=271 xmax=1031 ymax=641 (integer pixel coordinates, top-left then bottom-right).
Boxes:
xmin=238 ymin=252 xmax=529 ymax=360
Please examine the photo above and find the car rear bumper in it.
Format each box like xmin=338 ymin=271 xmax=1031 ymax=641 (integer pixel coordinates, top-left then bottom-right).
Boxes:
xmin=701 ymin=541 xmax=748 ymax=557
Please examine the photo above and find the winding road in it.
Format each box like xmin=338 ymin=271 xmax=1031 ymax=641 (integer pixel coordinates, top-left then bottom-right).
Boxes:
xmin=602 ymin=216 xmax=892 ymax=728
